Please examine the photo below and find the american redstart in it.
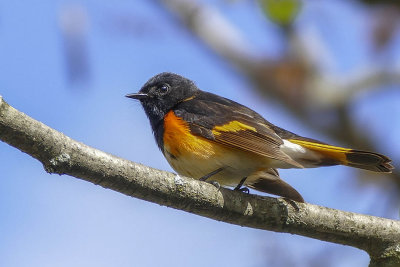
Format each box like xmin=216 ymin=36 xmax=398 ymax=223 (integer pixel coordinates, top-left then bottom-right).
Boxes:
xmin=126 ymin=72 xmax=393 ymax=202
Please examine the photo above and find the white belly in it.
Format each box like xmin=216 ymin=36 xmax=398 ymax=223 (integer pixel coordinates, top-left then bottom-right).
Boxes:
xmin=164 ymin=148 xmax=271 ymax=187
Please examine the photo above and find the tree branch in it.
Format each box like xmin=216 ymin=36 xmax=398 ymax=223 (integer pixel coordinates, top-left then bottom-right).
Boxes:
xmin=1 ymin=96 xmax=399 ymax=265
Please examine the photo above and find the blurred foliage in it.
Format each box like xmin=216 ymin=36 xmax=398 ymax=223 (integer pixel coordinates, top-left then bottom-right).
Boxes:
xmin=362 ymin=0 xmax=400 ymax=7
xmin=258 ymin=0 xmax=301 ymax=26
xmin=369 ymin=6 xmax=400 ymax=51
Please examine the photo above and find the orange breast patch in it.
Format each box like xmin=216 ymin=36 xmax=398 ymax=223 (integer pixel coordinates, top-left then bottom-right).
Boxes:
xmin=163 ymin=110 xmax=216 ymax=159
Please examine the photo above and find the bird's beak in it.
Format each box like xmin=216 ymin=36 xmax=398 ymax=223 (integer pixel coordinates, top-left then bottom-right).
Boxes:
xmin=125 ymin=93 xmax=148 ymax=100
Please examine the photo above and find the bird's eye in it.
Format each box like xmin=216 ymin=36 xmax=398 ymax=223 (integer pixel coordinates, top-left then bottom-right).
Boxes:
xmin=159 ymin=84 xmax=170 ymax=94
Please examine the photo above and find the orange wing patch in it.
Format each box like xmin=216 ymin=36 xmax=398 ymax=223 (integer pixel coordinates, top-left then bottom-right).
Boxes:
xmin=210 ymin=120 xmax=303 ymax=168
xmin=163 ymin=111 xmax=216 ymax=158
xmin=212 ymin=121 xmax=257 ymax=136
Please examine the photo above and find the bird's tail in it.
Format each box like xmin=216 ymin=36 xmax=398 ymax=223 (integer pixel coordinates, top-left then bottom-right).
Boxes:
xmin=246 ymin=169 xmax=305 ymax=202
xmin=288 ymin=139 xmax=394 ymax=173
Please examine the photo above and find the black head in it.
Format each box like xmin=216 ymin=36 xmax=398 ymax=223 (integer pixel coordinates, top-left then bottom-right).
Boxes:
xmin=126 ymin=72 xmax=199 ymax=129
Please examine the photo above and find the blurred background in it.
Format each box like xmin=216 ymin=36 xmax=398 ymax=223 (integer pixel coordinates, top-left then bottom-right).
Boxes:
xmin=0 ymin=0 xmax=399 ymax=266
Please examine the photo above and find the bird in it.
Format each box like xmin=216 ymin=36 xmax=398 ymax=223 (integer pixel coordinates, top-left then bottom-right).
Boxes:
xmin=126 ymin=72 xmax=393 ymax=202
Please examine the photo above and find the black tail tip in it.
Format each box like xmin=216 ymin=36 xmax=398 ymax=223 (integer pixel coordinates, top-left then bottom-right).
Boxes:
xmin=346 ymin=150 xmax=394 ymax=173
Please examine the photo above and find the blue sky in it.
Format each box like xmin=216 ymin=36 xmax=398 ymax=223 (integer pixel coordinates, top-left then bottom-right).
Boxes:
xmin=0 ymin=1 xmax=399 ymax=266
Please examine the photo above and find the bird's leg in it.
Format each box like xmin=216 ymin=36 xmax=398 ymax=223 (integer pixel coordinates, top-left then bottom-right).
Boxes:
xmin=199 ymin=168 xmax=224 ymax=190
xmin=234 ymin=177 xmax=249 ymax=193
xmin=199 ymin=167 xmax=224 ymax=181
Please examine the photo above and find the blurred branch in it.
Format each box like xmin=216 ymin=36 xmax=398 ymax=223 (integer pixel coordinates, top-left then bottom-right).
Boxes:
xmin=160 ymin=0 xmax=260 ymax=71
xmin=59 ymin=4 xmax=91 ymax=85
xmin=0 ymin=96 xmax=399 ymax=266
xmin=309 ymin=66 xmax=400 ymax=107
xmin=157 ymin=0 xmax=400 ymax=184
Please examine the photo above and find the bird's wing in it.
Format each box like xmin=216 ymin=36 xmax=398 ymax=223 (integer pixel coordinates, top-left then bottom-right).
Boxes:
xmin=175 ymin=92 xmax=303 ymax=168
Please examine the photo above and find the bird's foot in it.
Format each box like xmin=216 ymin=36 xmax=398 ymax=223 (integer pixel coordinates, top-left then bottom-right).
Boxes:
xmin=207 ymin=180 xmax=221 ymax=190
xmin=234 ymin=186 xmax=250 ymax=194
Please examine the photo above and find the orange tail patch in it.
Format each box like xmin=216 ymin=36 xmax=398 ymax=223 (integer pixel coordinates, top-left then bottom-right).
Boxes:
xmin=288 ymin=139 xmax=394 ymax=173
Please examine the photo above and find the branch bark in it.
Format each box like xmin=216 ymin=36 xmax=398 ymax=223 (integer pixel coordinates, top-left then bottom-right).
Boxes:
xmin=1 ymin=96 xmax=399 ymax=266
